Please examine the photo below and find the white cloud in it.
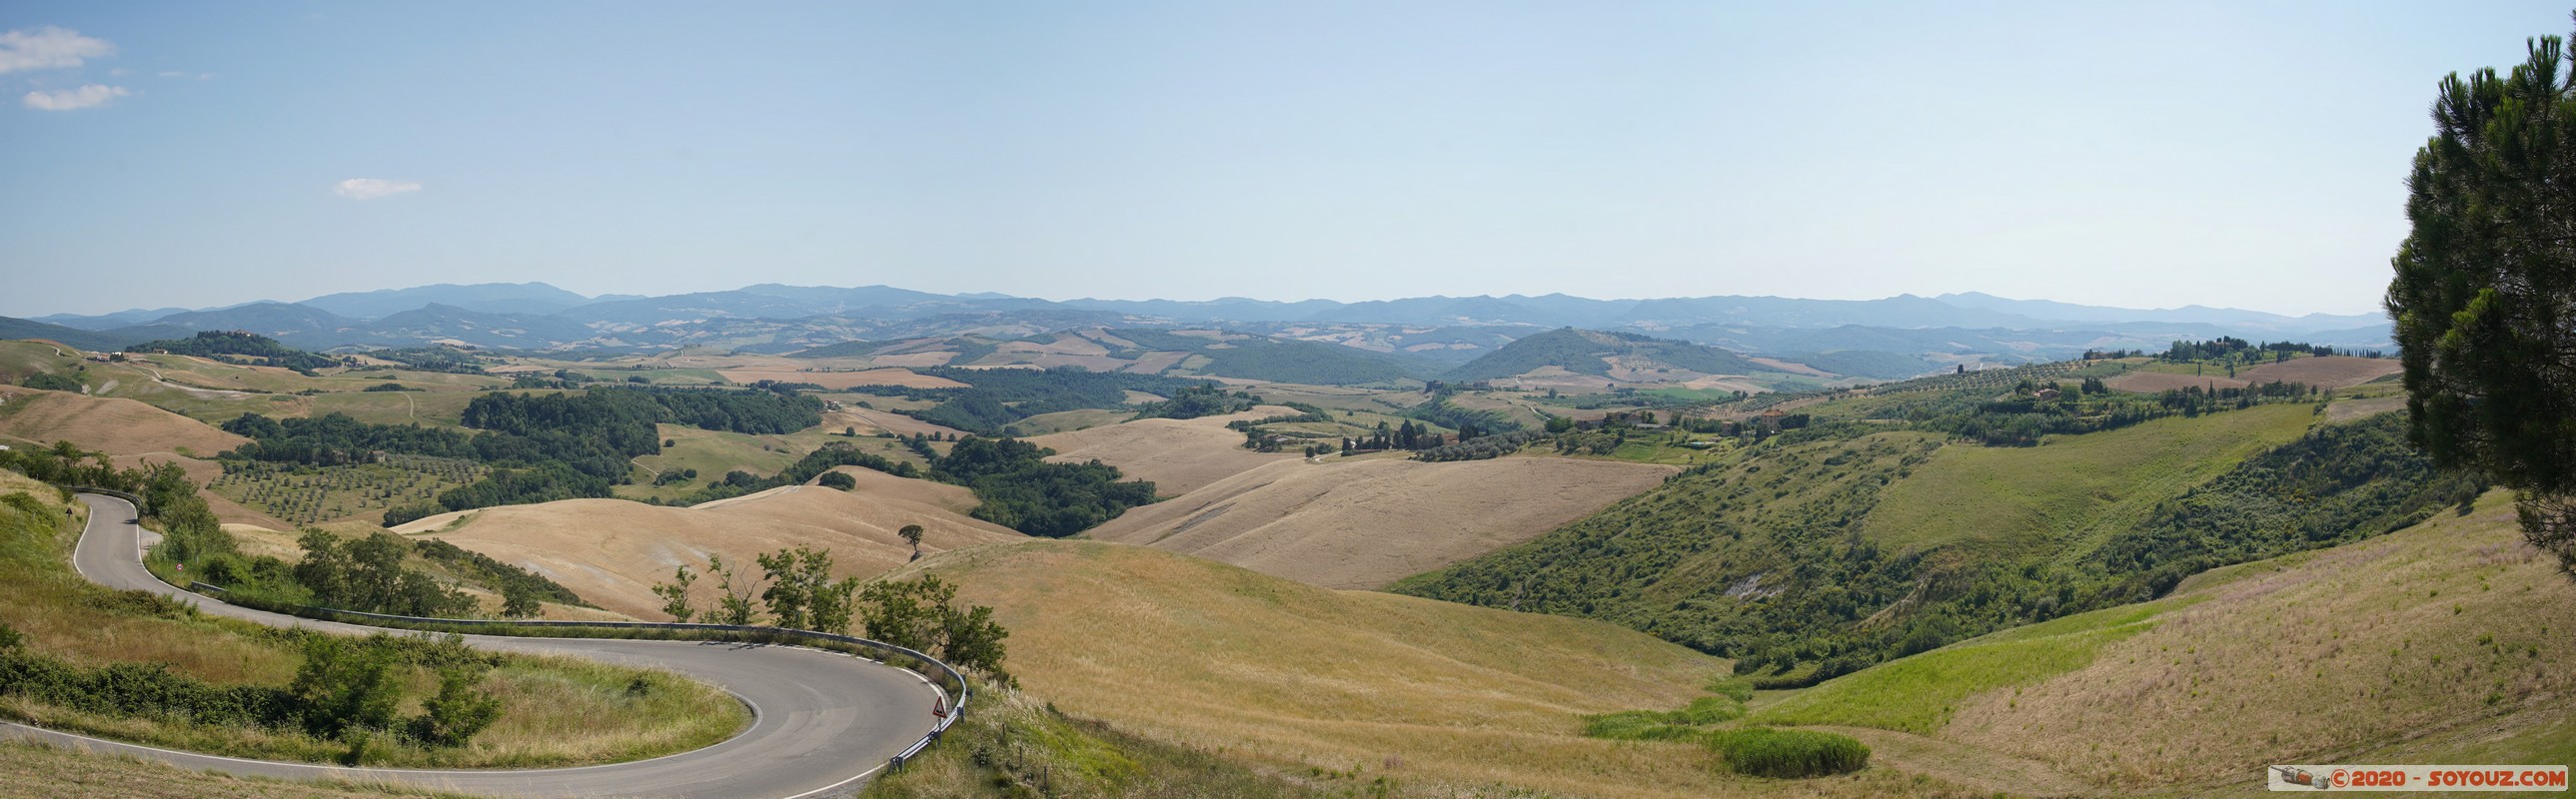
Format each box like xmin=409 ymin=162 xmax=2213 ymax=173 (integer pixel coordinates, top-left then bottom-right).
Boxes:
xmin=0 ymin=26 xmax=114 ymax=74
xmin=22 ymin=84 xmax=128 ymax=111
xmin=334 ymin=178 xmax=423 ymax=200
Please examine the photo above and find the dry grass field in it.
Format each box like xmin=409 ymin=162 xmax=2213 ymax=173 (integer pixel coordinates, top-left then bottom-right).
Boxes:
xmin=0 ymin=740 xmax=476 ymax=799
xmin=908 ymin=540 xmax=1973 ymax=799
xmin=1085 ymin=455 xmax=1678 ymax=589
xmin=2238 ymin=355 xmax=2404 ymax=389
xmin=1751 ymin=492 xmax=2576 ymax=794
xmin=1945 ymin=493 xmax=2576 ymax=790
xmin=401 ymin=468 xmax=1022 ymax=618
xmin=1021 ymin=406 xmax=1306 ymax=496
xmin=0 ymin=387 xmax=249 ymax=457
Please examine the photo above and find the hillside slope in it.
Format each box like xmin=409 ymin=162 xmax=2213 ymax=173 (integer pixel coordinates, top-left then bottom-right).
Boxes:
xmin=907 ymin=540 xmax=1949 ymax=799
xmin=1447 ymin=328 xmax=1759 ymax=384
xmin=1751 ymin=492 xmax=2576 ymax=792
xmin=0 ymin=387 xmax=249 ymax=457
xmin=1021 ymin=405 xmax=1304 ymax=495
xmin=1086 ymin=455 xmax=1677 ymax=589
xmin=1396 ymin=401 xmax=2470 ymax=677
xmin=396 ymin=467 xmax=1023 ymax=617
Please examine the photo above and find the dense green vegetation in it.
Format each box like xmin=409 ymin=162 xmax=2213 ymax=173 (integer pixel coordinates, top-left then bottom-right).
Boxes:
xmin=411 ymin=538 xmax=591 ymax=610
xmin=0 ymin=627 xmax=506 ymax=754
xmin=1446 ymin=328 xmax=1754 ymax=382
xmin=848 ymin=367 xmax=1223 ymax=436
xmin=1831 ymin=374 xmax=2321 ymax=447
xmin=0 ymin=441 xmax=231 ymax=571
xmin=126 ymin=331 xmax=345 ymax=375
xmin=1395 ymin=393 xmax=2470 ymax=681
xmin=221 ymin=386 xmax=822 ymax=518
xmin=931 ymin=437 xmax=1156 ymax=536
xmin=2091 ymin=412 xmax=2484 ymax=577
xmin=1703 ymin=728 xmax=1873 ymax=779
xmin=1130 ymin=384 xmax=1255 ymax=420
xmin=649 ymin=433 xmax=1148 ymax=537
xmin=357 ymin=347 xmax=489 ymax=375
xmin=2383 ymin=21 xmax=2576 ymax=573
xmin=1399 ymin=393 xmax=1522 ymax=434
xmin=1581 ymin=685 xmax=1870 ymax=778
xmin=14 ymin=373 xmax=81 ymax=392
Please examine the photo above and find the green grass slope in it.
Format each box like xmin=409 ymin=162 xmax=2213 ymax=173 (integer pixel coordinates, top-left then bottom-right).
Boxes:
xmin=1751 ymin=491 xmax=2576 ymax=791
xmin=1396 ymin=397 xmax=2471 ymax=684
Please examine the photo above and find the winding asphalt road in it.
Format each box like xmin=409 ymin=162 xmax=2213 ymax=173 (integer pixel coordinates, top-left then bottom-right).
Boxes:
xmin=0 ymin=493 xmax=939 ymax=798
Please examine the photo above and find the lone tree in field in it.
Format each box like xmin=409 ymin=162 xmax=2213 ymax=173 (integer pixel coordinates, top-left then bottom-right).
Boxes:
xmin=2386 ymin=14 xmax=2576 ymax=575
xmin=898 ymin=524 xmax=924 ymax=560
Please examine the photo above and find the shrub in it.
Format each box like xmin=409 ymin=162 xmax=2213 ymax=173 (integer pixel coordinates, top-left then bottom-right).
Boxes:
xmin=290 ymin=635 xmax=404 ymax=738
xmin=408 ymin=667 xmax=502 ymax=747
xmin=816 ymin=470 xmax=857 ymax=490
xmin=18 ymin=373 xmax=83 ymax=392
xmin=1707 ymin=728 xmax=1871 ymax=778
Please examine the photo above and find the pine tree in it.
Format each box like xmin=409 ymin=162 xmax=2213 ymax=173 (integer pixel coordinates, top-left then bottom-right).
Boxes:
xmin=2386 ymin=16 xmax=2576 ymax=574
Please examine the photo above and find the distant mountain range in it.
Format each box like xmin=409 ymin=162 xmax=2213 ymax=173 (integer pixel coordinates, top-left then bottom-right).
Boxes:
xmin=6 ymin=282 xmax=2393 ymax=372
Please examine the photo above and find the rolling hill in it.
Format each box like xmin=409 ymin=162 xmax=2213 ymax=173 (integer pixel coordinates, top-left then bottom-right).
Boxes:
xmin=901 ymin=540 xmax=1957 ymax=799
xmin=1021 ymin=406 xmax=1306 ymax=495
xmin=396 ymin=468 xmax=1024 ymax=618
xmin=296 ymin=282 xmax=600 ymax=319
xmin=1748 ymin=491 xmax=2575 ymax=792
xmin=1085 ymin=455 xmax=1678 ymax=589
xmin=1446 ymin=328 xmax=1762 ymax=384
xmin=1395 ymin=392 xmax=2473 ymax=677
xmin=790 ymin=328 xmax=1435 ymax=386
xmin=0 ymin=386 xmax=249 ymax=457
xmin=0 ymin=318 xmax=139 ymax=353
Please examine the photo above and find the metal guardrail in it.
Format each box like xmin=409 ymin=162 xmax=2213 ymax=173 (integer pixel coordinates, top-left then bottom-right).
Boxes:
xmin=175 ymin=578 xmax=969 ymax=777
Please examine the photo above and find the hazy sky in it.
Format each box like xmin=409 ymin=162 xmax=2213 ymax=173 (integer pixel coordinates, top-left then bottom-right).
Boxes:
xmin=4 ymin=1 xmax=2569 ymax=318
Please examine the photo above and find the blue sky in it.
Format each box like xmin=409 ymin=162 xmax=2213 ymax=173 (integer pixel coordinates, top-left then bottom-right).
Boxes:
xmin=2 ymin=1 xmax=2568 ymax=317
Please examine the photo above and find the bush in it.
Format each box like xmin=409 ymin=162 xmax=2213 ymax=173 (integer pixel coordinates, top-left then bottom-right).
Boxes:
xmin=817 ymin=470 xmax=856 ymax=490
xmin=408 ymin=667 xmax=502 ymax=747
xmin=1707 ymin=728 xmax=1871 ymax=778
xmin=18 ymin=373 xmax=82 ymax=392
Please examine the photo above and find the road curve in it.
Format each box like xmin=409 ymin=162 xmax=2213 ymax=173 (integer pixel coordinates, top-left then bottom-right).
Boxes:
xmin=0 ymin=493 xmax=938 ymax=798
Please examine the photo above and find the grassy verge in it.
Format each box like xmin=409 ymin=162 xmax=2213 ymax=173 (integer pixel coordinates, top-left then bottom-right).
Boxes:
xmin=0 ymin=739 xmax=483 ymax=799
xmin=860 ymin=687 xmax=1327 ymax=799
xmin=0 ymin=472 xmax=748 ymax=769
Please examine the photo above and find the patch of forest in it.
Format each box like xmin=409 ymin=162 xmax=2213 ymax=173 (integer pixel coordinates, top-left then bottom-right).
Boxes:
xmin=845 ymin=367 xmax=1221 ymax=435
xmin=125 ymin=331 xmax=346 ymax=375
xmin=1392 ymin=410 xmax=2474 ymax=687
xmin=218 ymin=386 xmax=821 ymax=523
xmin=655 ymin=435 xmax=1155 ymax=537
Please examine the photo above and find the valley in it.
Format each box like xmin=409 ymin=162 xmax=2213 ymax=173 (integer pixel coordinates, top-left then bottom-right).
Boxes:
xmin=0 ymin=315 xmax=2542 ymax=798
